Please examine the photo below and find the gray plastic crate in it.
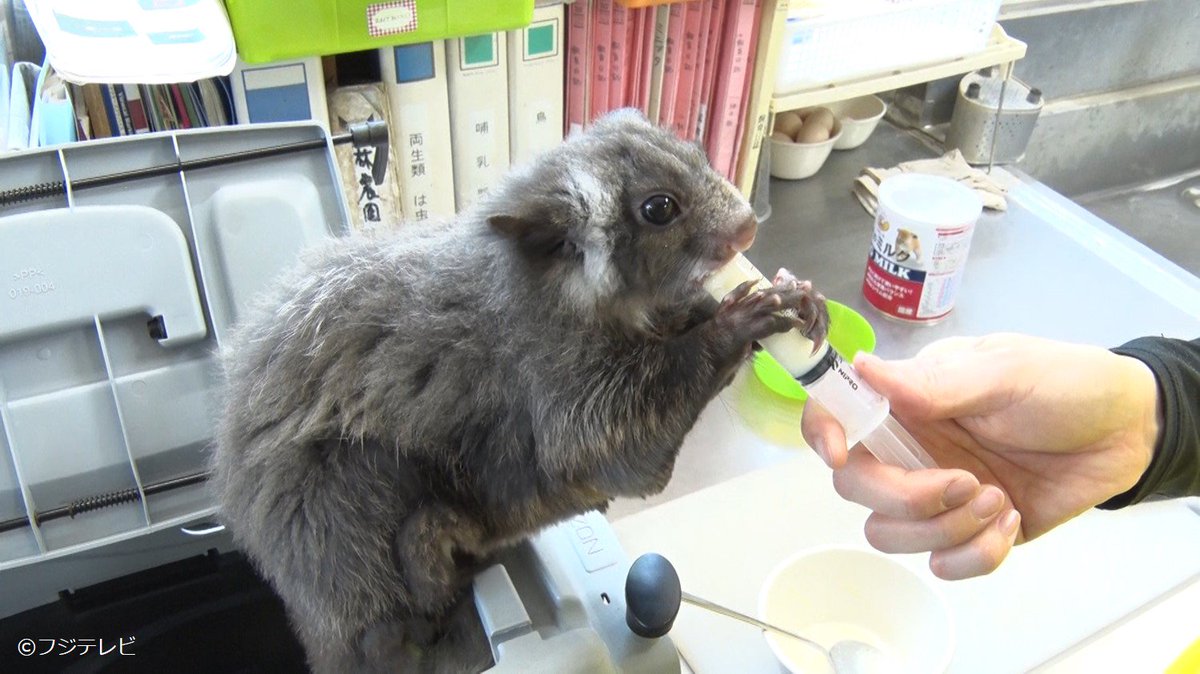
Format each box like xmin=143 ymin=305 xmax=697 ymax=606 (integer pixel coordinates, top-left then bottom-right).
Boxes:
xmin=0 ymin=123 xmax=349 ymax=610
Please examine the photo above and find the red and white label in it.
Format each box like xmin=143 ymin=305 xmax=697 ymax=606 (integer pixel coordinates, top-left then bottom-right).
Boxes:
xmin=862 ymin=217 xmax=975 ymax=322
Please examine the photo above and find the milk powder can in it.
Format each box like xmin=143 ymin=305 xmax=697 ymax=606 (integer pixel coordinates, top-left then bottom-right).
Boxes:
xmin=862 ymin=174 xmax=984 ymax=323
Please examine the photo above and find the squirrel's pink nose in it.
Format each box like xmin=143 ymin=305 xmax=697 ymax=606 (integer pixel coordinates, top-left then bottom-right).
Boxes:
xmin=729 ymin=215 xmax=757 ymax=253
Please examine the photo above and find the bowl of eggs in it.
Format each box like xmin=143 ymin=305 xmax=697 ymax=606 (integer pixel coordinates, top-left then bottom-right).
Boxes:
xmin=769 ymin=107 xmax=842 ymax=180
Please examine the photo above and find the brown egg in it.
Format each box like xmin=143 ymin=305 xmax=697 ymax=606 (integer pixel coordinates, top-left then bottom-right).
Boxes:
xmin=770 ymin=130 xmax=794 ymax=143
xmin=773 ymin=111 xmax=804 ymax=138
xmin=806 ymin=107 xmax=835 ymax=133
xmin=794 ymin=115 xmax=831 ymax=143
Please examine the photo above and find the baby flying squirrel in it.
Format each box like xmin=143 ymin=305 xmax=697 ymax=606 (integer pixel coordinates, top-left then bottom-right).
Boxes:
xmin=211 ymin=109 xmax=829 ymax=673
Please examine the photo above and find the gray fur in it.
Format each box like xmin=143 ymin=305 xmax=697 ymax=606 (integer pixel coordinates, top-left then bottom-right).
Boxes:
xmin=210 ymin=109 xmax=828 ymax=673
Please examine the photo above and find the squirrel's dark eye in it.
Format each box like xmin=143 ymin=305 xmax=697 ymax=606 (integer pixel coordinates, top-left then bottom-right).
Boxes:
xmin=640 ymin=194 xmax=679 ymax=226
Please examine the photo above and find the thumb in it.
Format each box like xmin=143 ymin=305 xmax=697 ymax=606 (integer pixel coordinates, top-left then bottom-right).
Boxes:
xmin=853 ymin=350 xmax=1015 ymax=421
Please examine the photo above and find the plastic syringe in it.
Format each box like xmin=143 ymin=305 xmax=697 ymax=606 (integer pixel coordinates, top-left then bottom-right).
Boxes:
xmin=705 ymin=254 xmax=937 ymax=471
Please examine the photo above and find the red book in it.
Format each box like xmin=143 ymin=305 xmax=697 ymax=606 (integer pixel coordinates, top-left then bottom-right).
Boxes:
xmin=656 ymin=2 xmax=686 ymax=127
xmin=635 ymin=8 xmax=656 ymax=113
xmin=170 ymin=83 xmax=193 ymax=129
xmin=690 ymin=0 xmax=720 ymax=142
xmin=669 ymin=1 xmax=704 ymax=139
xmin=566 ymin=0 xmax=592 ymax=134
xmin=729 ymin=0 xmax=765 ymax=181
xmin=122 ymin=84 xmax=151 ymax=134
xmin=707 ymin=0 xmax=761 ymax=179
xmin=624 ymin=7 xmax=644 ymax=111
xmin=589 ymin=0 xmax=613 ymax=122
xmin=608 ymin=3 xmax=629 ymax=110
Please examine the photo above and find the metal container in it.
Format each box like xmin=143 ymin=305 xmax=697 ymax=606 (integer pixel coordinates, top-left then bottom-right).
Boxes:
xmin=945 ymin=69 xmax=1043 ymax=165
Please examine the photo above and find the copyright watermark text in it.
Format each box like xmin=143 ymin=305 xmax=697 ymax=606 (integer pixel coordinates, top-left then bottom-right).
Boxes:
xmin=17 ymin=636 xmax=136 ymax=657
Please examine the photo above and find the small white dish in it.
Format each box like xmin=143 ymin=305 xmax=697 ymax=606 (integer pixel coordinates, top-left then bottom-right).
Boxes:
xmin=826 ymin=95 xmax=887 ymax=150
xmin=758 ymin=545 xmax=954 ymax=673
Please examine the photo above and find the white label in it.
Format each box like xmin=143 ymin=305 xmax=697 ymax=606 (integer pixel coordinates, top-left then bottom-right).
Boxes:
xmin=368 ymin=1 xmax=418 ymax=37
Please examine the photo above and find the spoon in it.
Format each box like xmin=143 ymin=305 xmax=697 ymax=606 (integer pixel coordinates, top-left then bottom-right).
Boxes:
xmin=680 ymin=590 xmax=892 ymax=674
xmin=624 ymin=553 xmax=892 ymax=674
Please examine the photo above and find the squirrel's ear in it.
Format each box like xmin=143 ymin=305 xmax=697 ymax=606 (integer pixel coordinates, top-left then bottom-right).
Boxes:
xmin=487 ymin=214 xmax=533 ymax=238
xmin=488 ymin=214 xmax=572 ymax=259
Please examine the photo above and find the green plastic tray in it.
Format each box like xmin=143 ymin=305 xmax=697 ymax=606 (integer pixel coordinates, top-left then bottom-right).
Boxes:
xmin=753 ymin=300 xmax=877 ymax=403
xmin=225 ymin=0 xmax=535 ymax=63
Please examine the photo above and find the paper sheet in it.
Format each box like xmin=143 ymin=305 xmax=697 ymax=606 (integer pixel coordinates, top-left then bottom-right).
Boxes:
xmin=24 ymin=0 xmax=236 ymax=84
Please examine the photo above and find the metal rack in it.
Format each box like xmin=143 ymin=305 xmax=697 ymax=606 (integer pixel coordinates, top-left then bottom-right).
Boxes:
xmin=732 ymin=2 xmax=1027 ymax=197
xmin=771 ymin=25 xmax=1027 ymax=113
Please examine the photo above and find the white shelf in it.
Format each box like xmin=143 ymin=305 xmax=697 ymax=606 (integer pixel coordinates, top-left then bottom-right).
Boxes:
xmin=771 ymin=25 xmax=1027 ymax=112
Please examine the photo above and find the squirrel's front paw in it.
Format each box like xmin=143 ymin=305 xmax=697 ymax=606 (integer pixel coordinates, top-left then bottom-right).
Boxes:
xmin=713 ymin=270 xmax=829 ymax=353
xmin=714 ymin=280 xmax=792 ymax=347
xmin=773 ymin=268 xmax=829 ymax=349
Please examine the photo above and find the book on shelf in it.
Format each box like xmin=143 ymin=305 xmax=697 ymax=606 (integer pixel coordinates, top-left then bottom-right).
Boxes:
xmin=632 ymin=7 xmax=656 ymax=113
xmin=446 ymin=31 xmax=510 ymax=211
xmin=381 ymin=40 xmax=456 ymax=220
xmin=623 ymin=6 xmax=645 ymax=112
xmin=78 ymin=84 xmax=110 ymax=138
xmin=655 ymin=3 xmax=684 ymax=128
xmin=589 ymin=0 xmax=612 ymax=123
xmin=230 ymin=56 xmax=329 ymax=128
xmin=607 ymin=3 xmax=630 ymax=110
xmin=328 ymin=82 xmax=405 ymax=236
xmin=564 ymin=0 xmax=591 ymax=136
xmin=379 ymin=41 xmax=457 ymax=221
xmin=668 ymin=1 xmax=703 ymax=139
xmin=691 ymin=0 xmax=715 ymax=141
xmin=67 ymin=78 xmax=231 ymax=140
xmin=563 ymin=0 xmax=765 ymax=182
xmin=645 ymin=6 xmax=669 ymax=122
xmin=507 ymin=3 xmax=565 ymax=167
xmin=707 ymin=0 xmax=763 ymax=180
xmin=729 ymin=0 xmax=765 ymax=182
xmin=695 ymin=0 xmax=726 ymax=141
xmin=116 ymin=84 xmax=150 ymax=134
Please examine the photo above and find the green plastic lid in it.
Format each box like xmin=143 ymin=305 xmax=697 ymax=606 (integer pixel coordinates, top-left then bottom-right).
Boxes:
xmin=752 ymin=300 xmax=877 ymax=402
xmin=226 ymin=0 xmax=536 ymax=63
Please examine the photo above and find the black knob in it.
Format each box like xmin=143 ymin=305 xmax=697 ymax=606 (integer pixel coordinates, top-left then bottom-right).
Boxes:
xmin=348 ymin=120 xmax=391 ymax=184
xmin=1027 ymin=87 xmax=1043 ymax=105
xmin=625 ymin=553 xmax=682 ymax=639
xmin=966 ymin=82 xmax=981 ymax=100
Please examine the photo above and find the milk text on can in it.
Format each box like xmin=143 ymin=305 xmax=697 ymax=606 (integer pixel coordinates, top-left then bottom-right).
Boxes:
xmin=862 ymin=174 xmax=984 ymax=323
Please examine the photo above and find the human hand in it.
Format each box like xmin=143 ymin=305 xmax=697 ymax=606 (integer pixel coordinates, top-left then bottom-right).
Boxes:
xmin=801 ymin=334 xmax=1162 ymax=579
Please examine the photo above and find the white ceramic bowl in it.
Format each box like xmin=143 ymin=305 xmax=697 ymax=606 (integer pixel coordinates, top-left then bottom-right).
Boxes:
xmin=769 ymin=118 xmax=842 ymax=180
xmin=826 ymin=95 xmax=887 ymax=150
xmin=758 ymin=545 xmax=954 ymax=674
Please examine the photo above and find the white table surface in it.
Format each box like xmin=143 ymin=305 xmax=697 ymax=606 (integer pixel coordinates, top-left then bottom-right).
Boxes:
xmin=612 ymin=452 xmax=1200 ymax=673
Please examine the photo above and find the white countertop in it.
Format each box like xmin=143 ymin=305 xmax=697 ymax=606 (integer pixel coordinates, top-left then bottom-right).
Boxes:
xmin=611 ymin=451 xmax=1200 ymax=673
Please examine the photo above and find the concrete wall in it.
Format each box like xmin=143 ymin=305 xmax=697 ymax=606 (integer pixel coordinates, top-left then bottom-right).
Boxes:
xmin=1000 ymin=0 xmax=1200 ymax=195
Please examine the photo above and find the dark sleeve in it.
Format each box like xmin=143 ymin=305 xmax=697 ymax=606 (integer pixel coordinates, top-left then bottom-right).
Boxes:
xmin=1097 ymin=336 xmax=1200 ymax=509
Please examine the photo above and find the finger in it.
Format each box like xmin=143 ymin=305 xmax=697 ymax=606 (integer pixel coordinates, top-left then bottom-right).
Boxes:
xmin=800 ymin=399 xmax=848 ymax=469
xmin=832 ymin=448 xmax=982 ymax=520
xmin=928 ymin=508 xmax=1023 ymax=580
xmin=852 ymin=349 xmax=1016 ymax=421
xmin=862 ymin=485 xmax=1008 ymax=554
